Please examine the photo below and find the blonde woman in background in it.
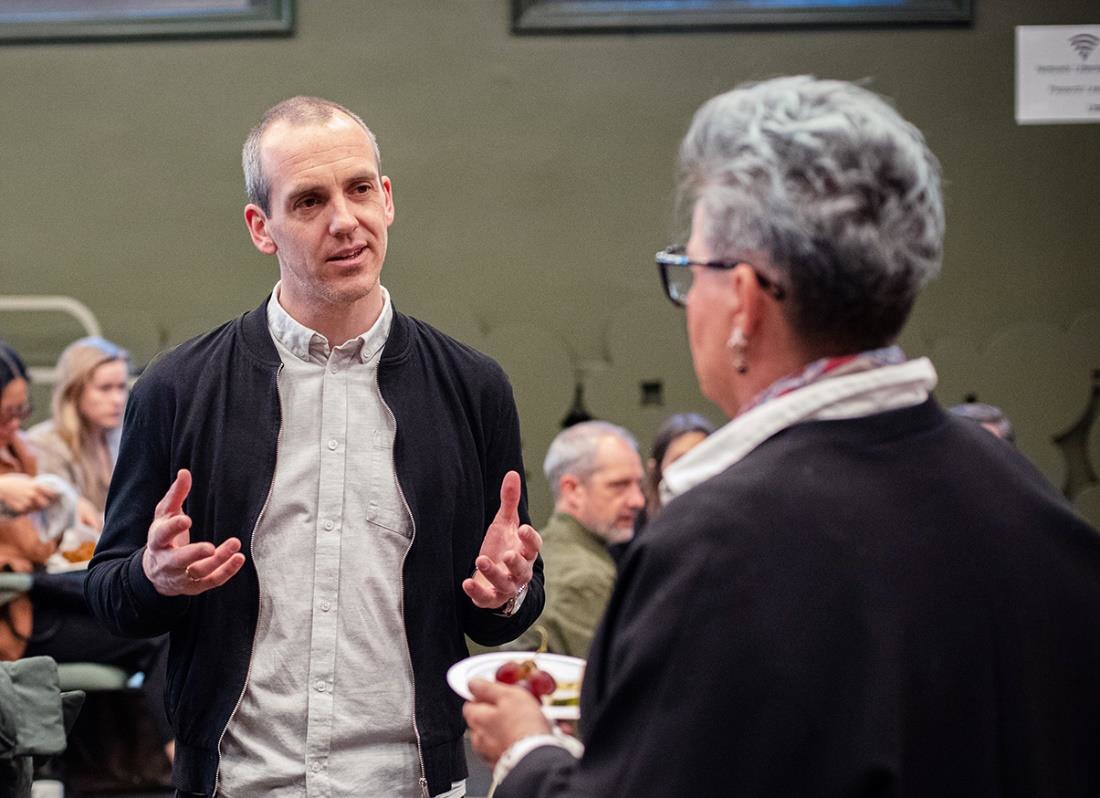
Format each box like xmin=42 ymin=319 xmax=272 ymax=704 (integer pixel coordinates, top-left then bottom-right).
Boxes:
xmin=27 ymin=336 xmax=129 ymax=533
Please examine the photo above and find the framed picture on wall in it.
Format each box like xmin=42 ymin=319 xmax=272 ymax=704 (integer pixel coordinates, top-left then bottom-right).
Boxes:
xmin=512 ymin=0 xmax=973 ymax=34
xmin=0 ymin=0 xmax=293 ymax=42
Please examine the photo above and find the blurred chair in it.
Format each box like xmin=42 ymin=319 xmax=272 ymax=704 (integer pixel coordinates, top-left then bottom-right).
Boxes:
xmin=0 ymin=573 xmax=129 ymax=693
xmin=0 ymin=572 xmax=136 ymax=793
xmin=0 ymin=655 xmax=85 ymax=798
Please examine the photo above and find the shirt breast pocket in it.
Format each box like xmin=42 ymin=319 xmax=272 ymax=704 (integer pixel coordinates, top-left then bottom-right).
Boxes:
xmin=361 ymin=431 xmax=411 ymax=539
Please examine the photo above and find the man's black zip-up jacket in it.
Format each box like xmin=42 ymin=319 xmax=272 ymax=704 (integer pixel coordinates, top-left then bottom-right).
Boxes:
xmin=85 ymin=297 xmax=544 ymax=796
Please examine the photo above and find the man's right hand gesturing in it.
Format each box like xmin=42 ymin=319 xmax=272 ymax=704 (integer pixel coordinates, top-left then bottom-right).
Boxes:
xmin=142 ymin=468 xmax=245 ymax=596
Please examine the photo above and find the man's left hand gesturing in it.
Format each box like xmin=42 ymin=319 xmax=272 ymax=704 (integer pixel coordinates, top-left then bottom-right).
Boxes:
xmin=462 ymin=470 xmax=541 ymax=610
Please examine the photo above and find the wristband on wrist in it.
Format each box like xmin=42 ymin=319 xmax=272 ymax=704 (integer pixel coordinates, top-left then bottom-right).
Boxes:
xmin=492 ymin=733 xmax=573 ymax=787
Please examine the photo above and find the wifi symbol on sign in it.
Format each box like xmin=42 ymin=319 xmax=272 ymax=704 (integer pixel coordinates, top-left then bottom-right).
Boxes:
xmin=1069 ymin=33 xmax=1099 ymax=61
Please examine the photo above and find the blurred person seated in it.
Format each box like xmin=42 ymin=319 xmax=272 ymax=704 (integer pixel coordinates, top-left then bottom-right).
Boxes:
xmin=637 ymin=412 xmax=715 ymax=532
xmin=27 ymin=336 xmax=130 ymax=536
xmin=0 ymin=343 xmax=56 ymax=660
xmin=0 ymin=340 xmax=172 ymax=782
xmin=949 ymin=400 xmax=1015 ymax=443
xmin=512 ymin=421 xmax=644 ymax=658
xmin=464 ymin=76 xmax=1100 ymax=798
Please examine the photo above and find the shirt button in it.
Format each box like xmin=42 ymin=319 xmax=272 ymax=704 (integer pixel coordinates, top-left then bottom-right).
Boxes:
xmin=311 ymin=761 xmax=322 ymax=773
xmin=327 ymin=439 xmax=338 ymax=450
xmin=321 ymin=600 xmax=331 ymax=612
xmin=315 ymin=680 xmax=326 ymax=692
xmin=324 ymin=519 xmax=335 ymax=531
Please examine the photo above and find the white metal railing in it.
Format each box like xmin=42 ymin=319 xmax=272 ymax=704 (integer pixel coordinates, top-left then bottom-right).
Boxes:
xmin=0 ymin=294 xmax=103 ymax=385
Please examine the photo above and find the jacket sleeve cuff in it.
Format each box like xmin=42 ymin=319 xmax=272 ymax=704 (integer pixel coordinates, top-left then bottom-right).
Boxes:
xmin=492 ymin=728 xmax=583 ymax=786
xmin=124 ymin=547 xmax=190 ymax=620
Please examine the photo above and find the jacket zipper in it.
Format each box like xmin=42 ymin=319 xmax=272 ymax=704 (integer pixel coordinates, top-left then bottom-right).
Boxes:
xmin=380 ymin=376 xmax=430 ymax=798
xmin=212 ymin=364 xmax=283 ymax=797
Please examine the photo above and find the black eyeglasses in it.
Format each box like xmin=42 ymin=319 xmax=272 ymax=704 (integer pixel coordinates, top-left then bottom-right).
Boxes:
xmin=0 ymin=403 xmax=32 ymax=425
xmin=655 ymin=245 xmax=786 ymax=308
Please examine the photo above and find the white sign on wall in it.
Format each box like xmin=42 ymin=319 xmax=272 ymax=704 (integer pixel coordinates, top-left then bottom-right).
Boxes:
xmin=1016 ymin=25 xmax=1100 ymax=124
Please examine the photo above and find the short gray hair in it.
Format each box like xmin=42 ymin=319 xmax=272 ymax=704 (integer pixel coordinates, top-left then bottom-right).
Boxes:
xmin=543 ymin=421 xmax=638 ymax=502
xmin=678 ymin=76 xmax=944 ymax=351
xmin=242 ymin=96 xmax=382 ymax=215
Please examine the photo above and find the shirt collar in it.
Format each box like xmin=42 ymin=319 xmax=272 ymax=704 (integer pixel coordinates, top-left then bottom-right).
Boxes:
xmin=266 ymin=282 xmax=393 ymax=365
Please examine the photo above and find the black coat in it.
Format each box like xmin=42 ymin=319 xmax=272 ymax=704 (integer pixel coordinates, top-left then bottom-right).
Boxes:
xmin=500 ymin=399 xmax=1100 ymax=797
xmin=85 ymin=297 xmax=543 ymax=796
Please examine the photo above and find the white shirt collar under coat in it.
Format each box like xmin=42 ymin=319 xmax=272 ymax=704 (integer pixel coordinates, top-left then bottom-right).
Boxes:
xmin=266 ymin=281 xmax=392 ymax=365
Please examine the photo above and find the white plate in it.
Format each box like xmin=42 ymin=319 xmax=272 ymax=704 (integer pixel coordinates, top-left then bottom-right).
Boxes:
xmin=447 ymin=652 xmax=585 ymax=720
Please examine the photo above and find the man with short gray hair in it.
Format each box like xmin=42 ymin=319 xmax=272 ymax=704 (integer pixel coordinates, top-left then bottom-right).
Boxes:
xmin=516 ymin=421 xmax=644 ymax=658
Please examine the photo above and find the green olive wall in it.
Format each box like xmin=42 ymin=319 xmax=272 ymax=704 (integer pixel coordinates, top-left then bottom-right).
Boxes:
xmin=1 ymin=1 xmax=1098 ymax=523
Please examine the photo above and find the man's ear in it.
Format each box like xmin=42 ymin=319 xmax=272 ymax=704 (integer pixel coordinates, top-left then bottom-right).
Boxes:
xmin=381 ymin=176 xmax=395 ymax=227
xmin=556 ymin=473 xmax=584 ymax=513
xmin=245 ymin=204 xmax=278 ymax=255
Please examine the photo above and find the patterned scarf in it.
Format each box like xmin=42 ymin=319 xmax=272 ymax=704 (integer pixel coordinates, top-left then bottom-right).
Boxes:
xmin=740 ymin=345 xmax=908 ymax=415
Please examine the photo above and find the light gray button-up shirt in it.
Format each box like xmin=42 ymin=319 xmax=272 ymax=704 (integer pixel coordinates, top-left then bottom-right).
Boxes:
xmin=218 ymin=285 xmax=463 ymax=798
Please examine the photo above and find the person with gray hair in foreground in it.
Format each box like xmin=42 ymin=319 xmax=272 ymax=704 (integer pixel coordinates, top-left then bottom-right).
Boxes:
xmin=464 ymin=76 xmax=1100 ymax=797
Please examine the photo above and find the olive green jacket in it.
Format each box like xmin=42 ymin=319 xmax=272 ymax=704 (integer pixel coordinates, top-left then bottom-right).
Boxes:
xmin=515 ymin=512 xmax=616 ymax=658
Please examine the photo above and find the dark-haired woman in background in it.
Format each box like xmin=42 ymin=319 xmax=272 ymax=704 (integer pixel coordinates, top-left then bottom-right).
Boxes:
xmin=0 ymin=339 xmax=173 ymax=775
xmin=639 ymin=412 xmax=714 ymax=527
xmin=0 ymin=341 xmax=55 ymax=660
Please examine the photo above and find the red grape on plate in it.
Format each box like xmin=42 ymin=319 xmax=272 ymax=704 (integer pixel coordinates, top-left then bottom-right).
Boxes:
xmin=527 ymin=669 xmax=557 ymax=698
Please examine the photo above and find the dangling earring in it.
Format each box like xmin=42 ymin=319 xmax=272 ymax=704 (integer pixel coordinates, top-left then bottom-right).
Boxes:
xmin=726 ymin=327 xmax=748 ymax=374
